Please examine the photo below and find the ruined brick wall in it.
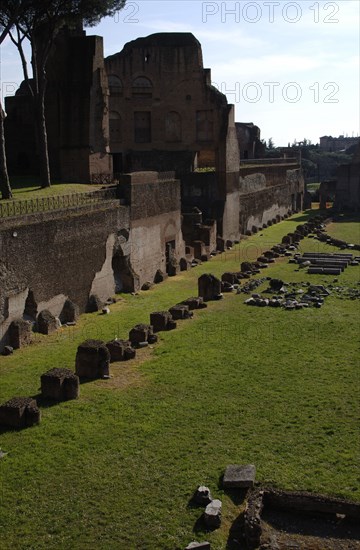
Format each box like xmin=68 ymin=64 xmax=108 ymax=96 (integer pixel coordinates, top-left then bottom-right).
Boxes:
xmin=335 ymin=144 xmax=360 ymax=210
xmin=119 ymin=172 xmax=185 ymax=283
xmin=0 ymin=203 xmax=129 ymax=350
xmin=239 ymin=164 xmax=300 ymax=188
xmin=239 ymin=169 xmax=304 ymax=233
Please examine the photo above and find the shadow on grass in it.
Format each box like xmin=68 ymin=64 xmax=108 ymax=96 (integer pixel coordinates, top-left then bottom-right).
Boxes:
xmin=226 ymin=511 xmax=246 ymax=549
xmin=193 ymin=513 xmax=221 ymax=535
xmin=262 ymin=508 xmax=360 ymax=541
xmin=333 ymin=213 xmax=360 ymax=224
xmin=281 ymin=209 xmax=330 ymax=223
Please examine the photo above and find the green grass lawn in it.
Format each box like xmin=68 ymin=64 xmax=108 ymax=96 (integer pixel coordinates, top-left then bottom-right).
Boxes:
xmin=2 ymin=176 xmax=104 ymax=202
xmin=0 ymin=211 xmax=359 ymax=549
xmin=327 ymin=213 xmax=360 ymax=244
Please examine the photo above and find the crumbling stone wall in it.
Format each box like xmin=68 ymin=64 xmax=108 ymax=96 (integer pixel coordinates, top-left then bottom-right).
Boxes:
xmin=335 ymin=143 xmax=360 ymax=210
xmin=0 ymin=173 xmax=186 ymax=351
xmin=239 ymin=168 xmax=304 ymax=233
xmin=0 ymin=203 xmax=129 ymax=350
xmin=118 ymin=172 xmax=185 ymax=283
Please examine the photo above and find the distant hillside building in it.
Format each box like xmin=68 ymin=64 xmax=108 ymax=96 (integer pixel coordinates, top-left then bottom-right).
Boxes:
xmin=319 ymin=135 xmax=359 ymax=153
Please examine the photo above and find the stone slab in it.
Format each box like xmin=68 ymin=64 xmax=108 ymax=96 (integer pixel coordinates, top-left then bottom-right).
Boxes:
xmin=223 ymin=464 xmax=256 ymax=489
xmin=185 ymin=542 xmax=211 ymax=549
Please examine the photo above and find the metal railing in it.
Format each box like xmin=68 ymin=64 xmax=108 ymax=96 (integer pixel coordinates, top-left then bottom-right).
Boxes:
xmin=240 ymin=157 xmax=299 ymax=166
xmin=0 ymin=187 xmax=118 ymax=219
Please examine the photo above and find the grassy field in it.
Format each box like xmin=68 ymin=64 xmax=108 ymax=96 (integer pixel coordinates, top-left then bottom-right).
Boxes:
xmin=0 ymin=211 xmax=359 ymax=549
xmin=327 ymin=214 xmax=360 ymax=244
xmin=1 ymin=177 xmax=104 ymax=202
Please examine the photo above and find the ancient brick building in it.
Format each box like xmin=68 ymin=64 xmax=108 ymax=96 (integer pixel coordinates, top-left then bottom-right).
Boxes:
xmin=5 ymin=26 xmax=112 ymax=183
xmin=105 ymin=32 xmax=238 ymax=175
xmin=236 ymin=122 xmax=265 ymax=160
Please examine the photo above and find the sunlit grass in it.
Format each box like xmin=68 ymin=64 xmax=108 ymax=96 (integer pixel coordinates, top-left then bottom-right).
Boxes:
xmin=0 ymin=210 xmax=359 ymax=549
xmin=1 ymin=176 xmax=104 ymax=203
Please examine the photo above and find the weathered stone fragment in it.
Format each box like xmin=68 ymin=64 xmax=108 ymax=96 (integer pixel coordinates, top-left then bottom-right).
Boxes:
xmin=41 ymin=368 xmax=79 ymax=401
xmin=204 ymin=499 xmax=222 ymax=529
xmin=129 ymin=324 xmax=154 ymax=346
xmin=9 ymin=319 xmax=32 ymax=349
xmin=37 ymin=310 xmax=58 ymax=335
xmin=179 ymin=257 xmax=190 ymax=271
xmin=198 ymin=274 xmax=222 ymax=301
xmin=59 ymin=299 xmax=79 ymax=324
xmin=185 ymin=542 xmax=211 ymax=549
xmin=154 ymin=269 xmax=168 ymax=284
xmin=180 ymin=297 xmax=207 ymax=310
xmin=75 ymin=339 xmax=110 ymax=379
xmin=150 ymin=311 xmax=174 ymax=332
xmin=223 ymin=464 xmax=256 ymax=489
xmin=0 ymin=397 xmax=41 ymax=428
xmin=106 ymin=339 xmax=135 ymax=362
xmin=87 ymin=294 xmax=103 ymax=313
xmin=194 ymin=485 xmax=212 ymax=505
xmin=2 ymin=346 xmax=14 ymax=356
xmin=169 ymin=305 xmax=193 ymax=320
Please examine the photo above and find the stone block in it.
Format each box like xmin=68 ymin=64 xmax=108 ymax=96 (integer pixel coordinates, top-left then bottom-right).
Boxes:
xmin=180 ymin=297 xmax=207 ymax=310
xmin=167 ymin=260 xmax=180 ymax=277
xmin=269 ymin=279 xmax=284 ymax=291
xmin=154 ymin=269 xmax=168 ymax=284
xmin=75 ymin=339 xmax=110 ymax=379
xmin=129 ymin=324 xmax=154 ymax=346
xmin=204 ymin=499 xmax=222 ymax=529
xmin=59 ymin=299 xmax=79 ymax=324
xmin=148 ymin=333 xmax=158 ymax=344
xmin=87 ymin=294 xmax=103 ymax=313
xmin=0 ymin=397 xmax=41 ymax=428
xmin=221 ymin=281 xmax=233 ymax=293
xmin=37 ymin=309 xmax=58 ymax=335
xmin=193 ymin=485 xmax=212 ymax=505
xmin=216 ymin=237 xmax=225 ymax=252
xmin=141 ymin=281 xmax=154 ymax=291
xmin=124 ymin=346 xmax=136 ymax=360
xmin=9 ymin=319 xmax=32 ymax=350
xmin=106 ymin=339 xmax=134 ymax=362
xmin=193 ymin=240 xmax=206 ymax=260
xmin=150 ymin=311 xmax=173 ymax=332
xmin=41 ymin=368 xmax=79 ymax=401
xmin=179 ymin=257 xmax=190 ymax=271
xmin=169 ymin=305 xmax=193 ymax=320
xmin=223 ymin=464 xmax=256 ymax=489
xmin=221 ymin=272 xmax=238 ymax=285
xmin=198 ymin=274 xmax=222 ymax=302
xmin=185 ymin=542 xmax=211 ymax=550
xmin=241 ymin=261 xmax=254 ymax=273
xmin=2 ymin=346 xmax=14 ymax=356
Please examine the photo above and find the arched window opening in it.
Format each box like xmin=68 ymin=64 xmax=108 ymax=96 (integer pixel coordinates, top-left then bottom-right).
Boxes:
xmin=132 ymin=76 xmax=152 ymax=98
xmin=108 ymin=74 xmax=123 ymax=96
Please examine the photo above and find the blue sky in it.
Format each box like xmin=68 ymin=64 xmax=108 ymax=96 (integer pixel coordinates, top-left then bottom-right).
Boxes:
xmin=1 ymin=0 xmax=359 ymax=146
